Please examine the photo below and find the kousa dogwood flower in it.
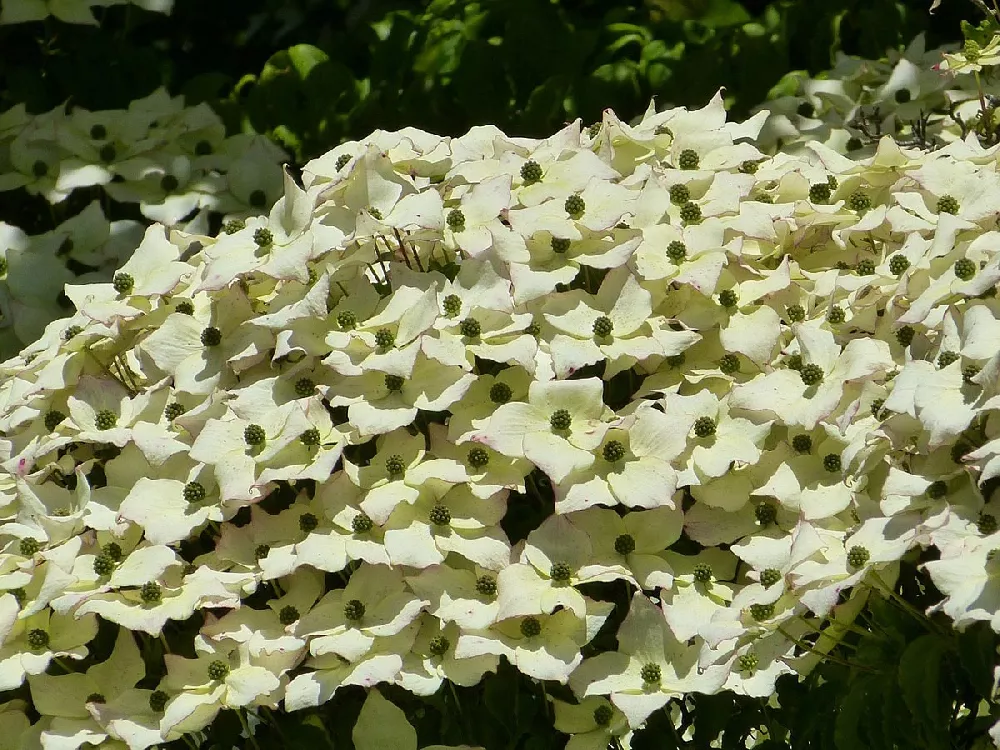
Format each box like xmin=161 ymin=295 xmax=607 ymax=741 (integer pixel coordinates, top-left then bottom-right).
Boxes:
xmin=471 ymin=377 xmax=613 ymax=484
xmin=566 ymin=505 xmax=680 ymax=590
xmin=551 ymin=695 xmax=630 ymax=750
xmin=923 ymin=527 xmax=1000 ymax=631
xmin=396 ymin=614 xmax=498 ymax=696
xmin=27 ymin=628 xmax=146 ymax=750
xmin=883 ymin=359 xmax=979 ymax=449
xmin=455 ymin=599 xmax=612 ymax=684
xmin=117 ymin=476 xmax=224 ymax=546
xmin=427 ymin=423 xmax=529 ymax=499
xmin=730 ymin=318 xmax=892 ymax=429
xmin=293 ymin=563 xmax=426 ymax=662
xmin=445 ymin=367 xmax=532 ymax=444
xmin=405 ymin=561 xmax=504 ymax=632
xmin=382 ymin=484 xmax=509 ymax=570
xmin=283 ymin=626 xmax=418 ymax=711
xmin=0 ymin=594 xmax=99 ymax=690
xmin=212 ymin=134 xmax=286 ymax=216
xmin=569 ymin=592 xmax=728 ymax=728
xmin=212 ymin=504 xmax=305 ymax=581
xmin=658 ymin=548 xmax=739 ymax=642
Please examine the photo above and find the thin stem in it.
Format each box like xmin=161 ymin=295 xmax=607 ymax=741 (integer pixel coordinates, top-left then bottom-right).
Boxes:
xmin=238 ymin=709 xmax=262 ymax=750
xmin=776 ymin=625 xmax=877 ymax=672
xmin=159 ymin=634 xmax=171 ymax=655
xmin=868 ymin=574 xmax=948 ymax=635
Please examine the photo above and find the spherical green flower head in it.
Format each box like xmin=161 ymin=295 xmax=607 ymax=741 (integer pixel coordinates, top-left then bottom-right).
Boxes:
xmin=786 ymin=304 xmax=806 ymax=323
xmin=755 ymin=502 xmax=777 ymax=526
xmin=182 ymin=563 xmax=198 ymax=576
xmin=244 ymin=424 xmax=266 ymax=447
xmin=760 ymin=568 xmax=782 ymax=587
xmin=335 ymin=153 xmax=352 ymax=170
xmin=823 ymin=453 xmax=842 ymax=472
xmin=954 ymin=258 xmax=977 ymax=281
xmin=738 ymin=159 xmax=760 ymax=174
xmin=856 ymin=258 xmax=876 ymax=275
xmin=374 ymin=328 xmax=395 ymax=351
xmin=223 ymin=219 xmax=246 ymax=235
xmin=293 ymin=377 xmax=315 ymax=398
xmin=112 ymin=272 xmax=134 ymax=295
xmin=99 ymin=144 xmax=116 ymax=163
xmin=799 ymin=363 xmax=824 ymax=386
xmin=893 ymin=87 xmax=913 ymax=104
xmin=754 ymin=192 xmax=775 ymax=204
xmin=160 ymin=174 xmax=179 ymax=193
xmin=140 ymin=582 xmax=162 ymax=604
xmin=279 ymin=605 xmax=300 ymax=626
xmin=95 ymin=409 xmax=118 ymax=430
xmin=796 ymin=100 xmax=815 ymax=118
xmin=666 ymin=240 xmax=687 ymax=263
xmin=749 ymin=602 xmax=774 ymax=621
xmin=593 ymin=704 xmax=614 ymax=727
xmin=253 ymin=228 xmax=274 ymax=248
xmin=640 ymin=662 xmax=661 ymax=684
xmin=693 ymin=416 xmax=717 ymax=438
xmin=964 ymin=364 xmax=982 ymax=384
xmin=367 ymin=207 xmax=384 ymax=221
xmin=602 ymin=440 xmax=626 ymax=462
xmin=300 ymin=428 xmax=321 ymax=446
xmin=19 ymin=538 xmax=39 ymax=556
xmin=207 ymin=660 xmax=229 ymax=681
xmin=103 ymin=542 xmax=123 ymax=561
xmin=593 ymin=316 xmax=614 ymax=338
xmin=183 ymin=482 xmax=206 ymax=503
xmin=429 ymin=504 xmax=452 ymax=526
xmin=978 ymin=513 xmax=998 ymax=535
xmin=201 ymin=327 xmax=222 ymax=347
xmin=550 ymin=409 xmax=572 ymax=431
xmin=718 ymin=289 xmax=738 ymax=308
xmin=677 ymin=149 xmax=699 ymax=170
xmin=826 ymin=305 xmax=845 ymax=324
xmin=344 ymin=599 xmax=366 ymax=622
xmin=148 ymin=690 xmax=169 ymax=712
xmin=587 ymin=122 xmax=602 ymax=138
xmin=459 ymin=317 xmax=481 ymax=338
xmin=848 ymin=190 xmax=871 ymax=212
xmin=551 ymin=236 xmax=571 ymax=254
xmin=489 ymin=382 xmax=513 ymax=404
xmin=926 ymin=480 xmax=947 ymax=500
xmin=248 ymin=190 xmax=268 ymax=209
xmin=446 ymin=208 xmax=466 ymax=231
xmin=336 ymin=309 xmax=357 ymax=330
xmin=89 ymin=123 xmax=108 ymax=140
xmin=895 ymin=325 xmax=915 ymax=347
xmin=738 ymin=652 xmax=759 ymax=672
xmin=808 ymin=183 xmax=831 ymax=204
xmin=164 ymin=402 xmax=187 ymax=421
xmin=442 ymin=294 xmax=462 ymax=317
xmin=27 ymin=628 xmax=49 ymax=650
xmin=792 ymin=434 xmax=812 ymax=454
xmin=93 ymin=553 xmax=115 ymax=576
xmin=692 ymin=562 xmax=712 ymax=583
xmin=44 ymin=410 xmax=66 ymax=432
xmin=846 ymin=545 xmax=870 ymax=568
xmin=835 ymin=261 xmax=850 ymax=271
xmin=385 ymin=454 xmax=406 ymax=477
xmin=383 ymin=373 xmax=405 ymax=393
xmin=475 ymin=574 xmax=497 ymax=597
xmin=428 ymin=635 xmax=450 ymax=656
xmin=655 ymin=124 xmax=673 ymax=136
xmin=32 ymin=159 xmax=49 ymax=178
xmin=937 ymin=350 xmax=960 ymax=369
xmin=937 ymin=194 xmax=960 ymax=215
xmin=550 ymin=561 xmax=572 ymax=582
xmin=194 ymin=140 xmax=214 ymax=156
xmin=679 ymin=202 xmax=702 ymax=224
xmin=719 ymin=354 xmax=740 ymax=375
xmin=466 ymin=447 xmax=490 ymax=469
xmin=565 ymin=194 xmax=586 ymax=219
xmin=827 ymin=175 xmax=838 ymax=190
xmin=614 ymin=533 xmax=636 ymax=556
xmin=174 ymin=299 xmax=195 ymax=315
xmin=888 ymin=254 xmax=910 ymax=276
xmin=520 ymin=616 xmax=542 ymax=638
xmin=669 ymin=184 xmax=690 ymax=205
xmin=64 ymin=325 xmax=83 ymax=341
xmin=520 ymin=159 xmax=543 ymax=184
xmin=870 ymin=398 xmax=886 ymax=419
xmin=299 ymin=512 xmax=319 ymax=533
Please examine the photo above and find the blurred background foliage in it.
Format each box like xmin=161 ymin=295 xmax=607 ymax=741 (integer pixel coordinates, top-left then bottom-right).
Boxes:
xmin=0 ymin=0 xmax=984 ymax=168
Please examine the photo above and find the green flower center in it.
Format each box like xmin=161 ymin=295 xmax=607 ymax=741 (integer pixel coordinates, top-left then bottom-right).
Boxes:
xmin=640 ymin=663 xmax=661 ymax=684
xmin=385 ymin=454 xmax=405 ymax=477
xmin=520 ymin=616 xmax=542 ymax=638
xmin=299 ymin=513 xmax=319 ymax=533
xmin=140 ymin=581 xmax=162 ymax=604
xmin=112 ymin=272 xmax=134 ymax=295
xmin=550 ymin=409 xmax=572 ymax=431
xmin=846 ymin=545 xmax=870 ymax=568
xmin=677 ymin=149 xmax=699 ymax=170
xmin=344 ymin=599 xmax=366 ymax=622
xmin=760 ymin=568 xmax=782 ymax=587
xmin=183 ymin=482 xmax=206 ymax=503
xmin=279 ymin=605 xmax=299 ymax=626
xmin=352 ymin=513 xmax=374 ymax=534
xmin=207 ymin=660 xmax=229 ymax=681
xmin=550 ymin=562 xmax=572 ymax=582
xmin=466 ymin=447 xmax=490 ymax=469
xmin=428 ymin=635 xmax=450 ymax=656
xmin=442 ymin=294 xmax=462 ymax=317
xmin=201 ymin=327 xmax=222 ymax=347
xmin=792 ymin=434 xmax=812 ymax=454
xmin=244 ymin=424 xmax=266 ymax=446
xmin=614 ymin=534 xmax=636 ymax=556
xmin=564 ymin=194 xmax=586 ymax=218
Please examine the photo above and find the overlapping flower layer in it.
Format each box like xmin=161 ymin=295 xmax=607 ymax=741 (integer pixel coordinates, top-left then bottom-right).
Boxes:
xmin=0 ymin=85 xmax=998 ymax=748
xmin=0 ymin=89 xmax=286 ymax=355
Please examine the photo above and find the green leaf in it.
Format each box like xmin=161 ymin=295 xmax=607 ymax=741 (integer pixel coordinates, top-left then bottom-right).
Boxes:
xmin=898 ymin=632 xmax=953 ymax=748
xmin=958 ymin=622 xmax=997 ymax=698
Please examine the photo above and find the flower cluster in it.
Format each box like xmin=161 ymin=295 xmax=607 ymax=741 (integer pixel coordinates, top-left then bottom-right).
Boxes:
xmin=0 ymin=88 xmax=286 ymax=356
xmin=1 ymin=51 xmax=1000 ymax=748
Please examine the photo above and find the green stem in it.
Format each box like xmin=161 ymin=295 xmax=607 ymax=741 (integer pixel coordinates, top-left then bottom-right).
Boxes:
xmin=868 ymin=574 xmax=947 ymax=635
xmin=238 ymin=709 xmax=262 ymax=750
xmin=776 ymin=625 xmax=877 ymax=672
